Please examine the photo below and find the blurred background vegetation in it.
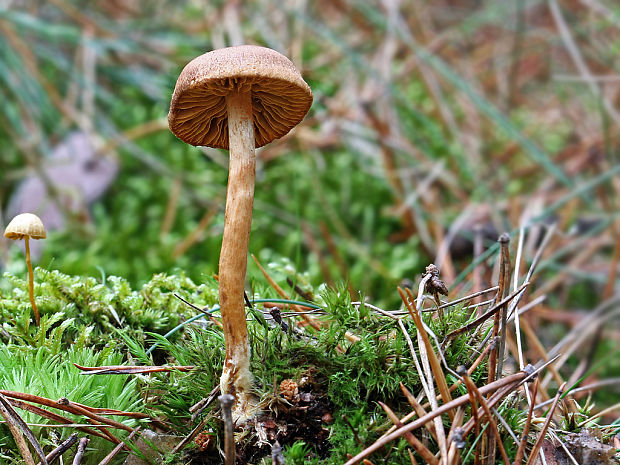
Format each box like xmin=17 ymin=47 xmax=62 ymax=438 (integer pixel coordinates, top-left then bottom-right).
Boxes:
xmin=0 ymin=0 xmax=618 ymax=346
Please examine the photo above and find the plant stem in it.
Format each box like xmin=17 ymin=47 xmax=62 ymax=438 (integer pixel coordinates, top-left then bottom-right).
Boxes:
xmin=24 ymin=237 xmax=40 ymax=326
xmin=219 ymin=89 xmax=256 ymax=419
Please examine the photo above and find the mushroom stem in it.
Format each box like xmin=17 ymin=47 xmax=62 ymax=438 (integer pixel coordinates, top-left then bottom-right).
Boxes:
xmin=24 ymin=236 xmax=40 ymax=326
xmin=219 ymin=90 xmax=256 ymax=418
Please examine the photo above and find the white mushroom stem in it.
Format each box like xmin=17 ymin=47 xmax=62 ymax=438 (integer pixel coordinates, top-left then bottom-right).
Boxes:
xmin=24 ymin=236 xmax=40 ymax=326
xmin=219 ymin=90 xmax=256 ymax=418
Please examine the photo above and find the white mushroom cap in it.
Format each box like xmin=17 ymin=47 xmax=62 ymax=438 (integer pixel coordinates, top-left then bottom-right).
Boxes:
xmin=4 ymin=213 xmax=47 ymax=240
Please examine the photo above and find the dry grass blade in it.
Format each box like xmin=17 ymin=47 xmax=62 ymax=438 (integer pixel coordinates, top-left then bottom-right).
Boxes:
xmin=0 ymin=393 xmax=47 ymax=465
xmin=378 ymin=401 xmax=439 ymax=465
xmin=446 ymin=407 xmax=465 ymax=465
xmin=73 ymin=363 xmax=195 ymax=375
xmin=399 ymin=279 xmax=450 ymax=461
xmin=96 ymin=427 xmax=140 ymax=465
xmin=399 ymin=382 xmax=437 ymax=440
xmin=458 ymin=366 xmax=481 ymax=465
xmin=407 ymin=448 xmax=419 ymax=465
xmin=513 ymin=378 xmax=539 ymax=465
xmin=251 ymin=254 xmax=322 ymax=330
xmin=525 ymin=382 xmax=566 ymax=465
xmin=8 ymin=398 xmax=112 ymax=442
xmin=460 ymin=369 xmax=511 ymax=465
xmin=402 ymin=285 xmax=454 ymax=409
xmin=446 ymin=282 xmax=530 ymax=341
xmin=0 ymin=396 xmax=37 ymax=465
xmin=385 ymin=337 xmax=497 ymax=439
xmin=343 ymin=370 xmax=529 ymax=465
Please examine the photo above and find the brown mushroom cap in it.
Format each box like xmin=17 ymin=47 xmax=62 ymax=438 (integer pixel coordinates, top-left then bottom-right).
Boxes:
xmin=4 ymin=213 xmax=47 ymax=240
xmin=168 ymin=45 xmax=313 ymax=149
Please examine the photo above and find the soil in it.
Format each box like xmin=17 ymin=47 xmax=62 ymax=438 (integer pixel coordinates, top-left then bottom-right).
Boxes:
xmin=188 ymin=382 xmax=334 ymax=464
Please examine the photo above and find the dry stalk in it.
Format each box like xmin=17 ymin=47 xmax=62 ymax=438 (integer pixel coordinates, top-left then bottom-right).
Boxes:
xmin=343 ymin=369 xmax=530 ymax=465
xmin=0 ymin=394 xmax=38 ymax=465
xmin=398 ymin=279 xmax=449 ymax=461
xmin=399 ymin=383 xmax=437 ymax=441
xmin=446 ymin=282 xmax=529 ymax=341
xmin=446 ymin=407 xmax=465 ymax=465
xmin=402 ymin=286 xmax=454 ymax=410
xmin=8 ymin=398 xmax=111 ymax=442
xmin=513 ymin=378 xmax=539 ymax=465
xmin=39 ymin=432 xmax=78 ymax=465
xmin=97 ymin=427 xmax=140 ymax=465
xmin=72 ymin=437 xmax=90 ymax=465
xmin=458 ymin=366 xmax=481 ymax=465
xmin=379 ymin=402 xmax=439 ymax=465
xmin=384 ymin=338 xmax=496 ymax=439
xmin=525 ymin=383 xmax=565 ymax=465
xmin=460 ymin=369 xmax=511 ymax=465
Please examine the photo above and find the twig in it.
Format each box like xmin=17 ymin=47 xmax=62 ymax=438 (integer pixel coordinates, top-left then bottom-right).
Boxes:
xmin=446 ymin=407 xmax=465 ymax=465
xmin=383 ymin=339 xmax=496 ymax=440
xmin=219 ymin=394 xmax=235 ymax=465
xmin=534 ymin=378 xmax=620 ymax=410
xmin=1 ymin=393 xmax=49 ymax=463
xmin=190 ymin=385 xmax=220 ymax=421
xmin=40 ymin=432 xmax=78 ymax=465
xmin=272 ymin=440 xmax=285 ymax=465
xmin=490 ymin=233 xmax=511 ymax=385
xmin=435 ymin=286 xmax=499 ymax=311
xmin=72 ymin=437 xmax=90 ymax=465
xmin=0 ymin=394 xmax=38 ymax=465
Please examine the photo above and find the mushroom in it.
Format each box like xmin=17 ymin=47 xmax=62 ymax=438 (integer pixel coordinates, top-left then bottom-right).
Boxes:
xmin=168 ymin=45 xmax=312 ymax=419
xmin=4 ymin=213 xmax=47 ymax=326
